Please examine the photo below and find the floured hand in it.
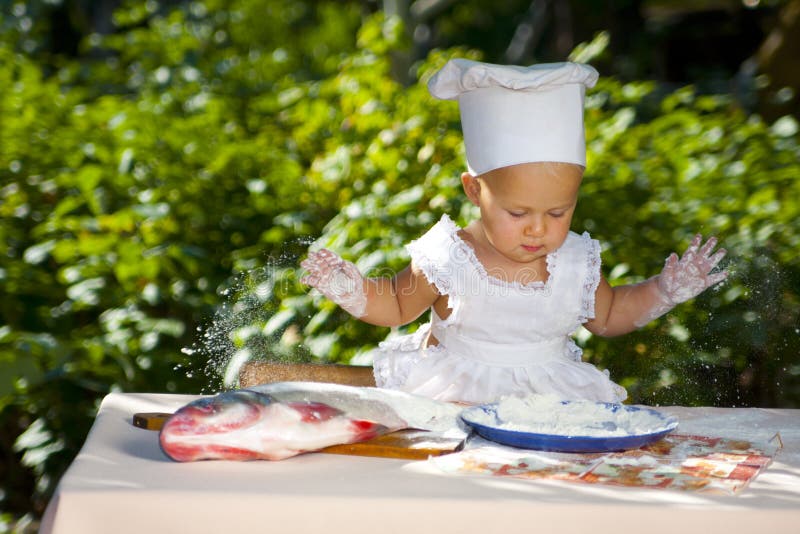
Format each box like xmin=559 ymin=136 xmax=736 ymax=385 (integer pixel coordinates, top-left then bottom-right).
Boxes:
xmin=300 ymin=249 xmax=367 ymax=318
xmin=635 ymin=235 xmax=727 ymax=327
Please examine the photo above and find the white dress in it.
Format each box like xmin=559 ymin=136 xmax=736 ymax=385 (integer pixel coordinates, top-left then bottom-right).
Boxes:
xmin=372 ymin=214 xmax=627 ymax=405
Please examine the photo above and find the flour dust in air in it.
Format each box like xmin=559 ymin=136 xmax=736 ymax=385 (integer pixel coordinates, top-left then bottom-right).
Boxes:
xmin=180 ymin=250 xmax=313 ymax=394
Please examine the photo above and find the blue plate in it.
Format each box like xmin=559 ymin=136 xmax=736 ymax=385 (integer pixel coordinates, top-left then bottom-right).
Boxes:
xmin=460 ymin=402 xmax=678 ymax=453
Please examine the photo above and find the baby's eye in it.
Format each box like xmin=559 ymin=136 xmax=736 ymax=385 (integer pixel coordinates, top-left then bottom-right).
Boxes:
xmin=548 ymin=211 xmax=566 ymax=218
xmin=508 ymin=211 xmax=526 ymax=218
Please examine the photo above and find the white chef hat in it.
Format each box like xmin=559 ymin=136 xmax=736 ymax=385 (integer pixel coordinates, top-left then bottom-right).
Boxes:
xmin=428 ymin=58 xmax=598 ymax=175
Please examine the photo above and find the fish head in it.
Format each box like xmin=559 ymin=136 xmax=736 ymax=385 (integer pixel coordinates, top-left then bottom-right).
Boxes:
xmin=160 ymin=390 xmax=274 ymax=442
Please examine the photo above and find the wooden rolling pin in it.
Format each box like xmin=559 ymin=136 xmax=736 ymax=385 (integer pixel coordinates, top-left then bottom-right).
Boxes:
xmin=238 ymin=361 xmax=376 ymax=388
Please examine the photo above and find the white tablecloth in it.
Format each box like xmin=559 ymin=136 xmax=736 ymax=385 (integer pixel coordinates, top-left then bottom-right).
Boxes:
xmin=41 ymin=393 xmax=800 ymax=534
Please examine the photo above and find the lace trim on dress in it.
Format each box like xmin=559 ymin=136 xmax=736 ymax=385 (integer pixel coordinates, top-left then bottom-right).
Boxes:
xmin=578 ymin=232 xmax=602 ymax=323
xmin=406 ymin=248 xmax=452 ymax=299
xmin=373 ymin=328 xmax=422 ymax=389
xmin=372 ymin=324 xmax=445 ymax=389
xmin=438 ymin=214 xmax=555 ymax=293
xmin=372 ymin=356 xmax=394 ymax=389
xmin=566 ymin=338 xmax=583 ymax=363
xmin=406 ymin=222 xmax=463 ymax=327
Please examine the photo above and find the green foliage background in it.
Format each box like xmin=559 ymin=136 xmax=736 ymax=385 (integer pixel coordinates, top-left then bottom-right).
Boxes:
xmin=1 ymin=0 xmax=799 ymax=529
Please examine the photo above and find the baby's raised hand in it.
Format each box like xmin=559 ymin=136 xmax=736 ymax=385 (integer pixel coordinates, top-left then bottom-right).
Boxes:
xmin=657 ymin=234 xmax=727 ymax=305
xmin=300 ymin=249 xmax=367 ymax=318
xmin=634 ymin=235 xmax=727 ymax=327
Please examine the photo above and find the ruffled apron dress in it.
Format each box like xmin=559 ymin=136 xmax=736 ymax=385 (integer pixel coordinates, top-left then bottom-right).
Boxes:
xmin=372 ymin=214 xmax=626 ymax=405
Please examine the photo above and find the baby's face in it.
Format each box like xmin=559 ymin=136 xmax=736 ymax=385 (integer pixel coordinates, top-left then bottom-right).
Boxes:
xmin=466 ymin=162 xmax=583 ymax=265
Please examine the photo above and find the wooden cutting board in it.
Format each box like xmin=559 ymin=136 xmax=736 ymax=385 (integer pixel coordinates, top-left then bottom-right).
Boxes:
xmin=320 ymin=429 xmax=465 ymax=459
xmin=133 ymin=413 xmax=465 ymax=460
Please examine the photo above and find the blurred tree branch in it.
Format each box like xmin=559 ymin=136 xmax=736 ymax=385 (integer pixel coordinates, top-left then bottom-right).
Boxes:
xmin=755 ymin=0 xmax=800 ymax=120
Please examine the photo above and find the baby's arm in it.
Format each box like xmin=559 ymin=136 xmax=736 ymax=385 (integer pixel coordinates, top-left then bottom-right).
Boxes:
xmin=586 ymin=235 xmax=727 ymax=337
xmin=300 ymin=249 xmax=440 ymax=327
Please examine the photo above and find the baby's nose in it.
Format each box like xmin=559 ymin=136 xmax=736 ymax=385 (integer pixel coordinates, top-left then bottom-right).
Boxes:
xmin=525 ymin=218 xmax=546 ymax=236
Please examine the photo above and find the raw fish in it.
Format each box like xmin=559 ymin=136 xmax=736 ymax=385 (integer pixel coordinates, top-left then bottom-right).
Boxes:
xmin=159 ymin=382 xmax=465 ymax=462
xmin=159 ymin=389 xmax=399 ymax=461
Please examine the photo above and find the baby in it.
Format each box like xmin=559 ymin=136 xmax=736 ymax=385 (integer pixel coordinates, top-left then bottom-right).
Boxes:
xmin=301 ymin=59 xmax=727 ymax=405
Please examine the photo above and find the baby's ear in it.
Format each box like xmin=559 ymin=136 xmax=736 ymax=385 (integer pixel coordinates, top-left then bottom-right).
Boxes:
xmin=461 ymin=172 xmax=481 ymax=206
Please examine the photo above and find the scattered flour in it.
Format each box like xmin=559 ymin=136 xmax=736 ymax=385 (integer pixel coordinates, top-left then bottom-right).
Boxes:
xmin=466 ymin=394 xmax=677 ymax=437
